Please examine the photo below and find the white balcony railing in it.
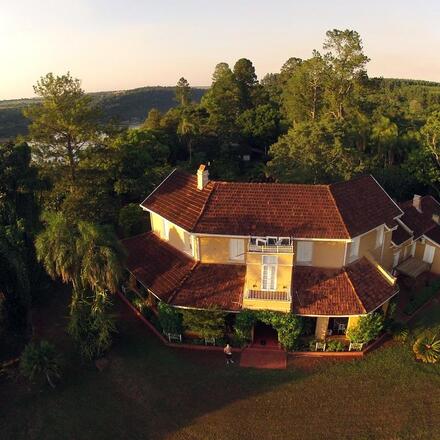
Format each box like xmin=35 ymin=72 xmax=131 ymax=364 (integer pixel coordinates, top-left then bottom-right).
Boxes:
xmin=248 ymin=244 xmax=294 ymax=253
xmin=244 ymin=289 xmax=292 ymax=302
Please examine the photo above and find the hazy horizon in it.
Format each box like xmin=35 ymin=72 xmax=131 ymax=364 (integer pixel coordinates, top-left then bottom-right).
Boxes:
xmin=2 ymin=0 xmax=440 ymax=100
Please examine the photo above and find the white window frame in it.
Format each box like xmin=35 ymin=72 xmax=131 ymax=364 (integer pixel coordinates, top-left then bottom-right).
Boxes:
xmin=296 ymin=241 xmax=313 ymax=264
xmin=375 ymin=227 xmax=384 ymax=249
xmin=261 ymin=255 xmax=277 ymax=291
xmin=423 ymin=244 xmax=436 ymax=264
xmin=162 ymin=218 xmax=170 ymax=240
xmin=348 ymin=236 xmax=360 ymax=263
xmin=411 ymin=242 xmax=416 ymax=257
xmin=229 ymin=238 xmax=245 ymax=261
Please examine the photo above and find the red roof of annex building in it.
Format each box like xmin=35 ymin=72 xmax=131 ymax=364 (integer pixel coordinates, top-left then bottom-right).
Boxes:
xmin=292 ymin=258 xmax=398 ymax=316
xmin=141 ymin=169 xmax=402 ymax=240
xmin=122 ymin=233 xmax=397 ymax=315
xmin=392 ymin=195 xmax=440 ymax=245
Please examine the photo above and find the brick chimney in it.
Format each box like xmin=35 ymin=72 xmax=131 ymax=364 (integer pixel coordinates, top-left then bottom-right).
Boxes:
xmin=413 ymin=194 xmax=422 ymax=213
xmin=197 ymin=164 xmax=209 ymax=190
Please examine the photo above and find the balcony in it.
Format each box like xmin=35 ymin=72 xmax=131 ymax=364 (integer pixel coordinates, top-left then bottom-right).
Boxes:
xmin=248 ymin=237 xmax=294 ymax=254
xmin=245 ymin=289 xmax=292 ymax=301
xmin=243 ymin=289 xmax=292 ymax=312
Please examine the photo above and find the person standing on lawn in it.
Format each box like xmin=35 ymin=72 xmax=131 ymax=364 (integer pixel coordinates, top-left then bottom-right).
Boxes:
xmin=224 ymin=343 xmax=234 ymax=365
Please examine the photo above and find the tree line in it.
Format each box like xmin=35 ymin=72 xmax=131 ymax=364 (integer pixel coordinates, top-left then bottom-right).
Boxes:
xmin=2 ymin=28 xmax=440 ymax=365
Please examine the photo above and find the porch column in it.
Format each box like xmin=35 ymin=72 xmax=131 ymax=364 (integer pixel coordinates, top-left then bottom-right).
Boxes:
xmin=347 ymin=316 xmax=360 ymax=332
xmin=315 ymin=317 xmax=329 ymax=340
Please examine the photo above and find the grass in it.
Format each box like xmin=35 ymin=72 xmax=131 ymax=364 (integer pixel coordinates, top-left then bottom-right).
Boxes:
xmin=1 ymin=289 xmax=440 ymax=440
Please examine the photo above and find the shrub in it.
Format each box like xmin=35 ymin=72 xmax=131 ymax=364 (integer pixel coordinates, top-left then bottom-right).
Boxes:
xmin=20 ymin=340 xmax=61 ymax=388
xmin=413 ymin=330 xmax=440 ymax=363
xmin=234 ymin=309 xmax=257 ymax=343
xmin=326 ymin=340 xmax=346 ymax=352
xmin=181 ymin=308 xmax=226 ymax=339
xmin=346 ymin=312 xmax=384 ymax=344
xmin=118 ymin=203 xmax=149 ymax=238
xmin=390 ymin=322 xmax=410 ymax=343
xmin=132 ymin=296 xmax=146 ymax=312
xmin=157 ymin=302 xmax=182 ymax=334
xmin=404 ymin=278 xmax=440 ymax=316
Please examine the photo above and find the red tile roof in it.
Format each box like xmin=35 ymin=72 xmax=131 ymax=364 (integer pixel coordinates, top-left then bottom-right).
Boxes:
xmin=194 ymin=181 xmax=349 ymax=238
xmin=121 ymin=232 xmax=244 ymax=311
xmin=141 ymin=170 xmax=402 ymax=239
xmin=171 ymin=264 xmax=245 ymax=311
xmin=121 ymin=232 xmax=195 ymax=302
xmin=329 ymin=175 xmax=402 ymax=236
xmin=140 ymin=169 xmax=215 ymax=231
xmin=292 ymin=258 xmax=397 ymax=315
xmin=398 ymin=196 xmax=440 ymax=240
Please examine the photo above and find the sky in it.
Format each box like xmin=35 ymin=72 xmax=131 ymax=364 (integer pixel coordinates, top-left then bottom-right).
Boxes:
xmin=1 ymin=0 xmax=440 ymax=100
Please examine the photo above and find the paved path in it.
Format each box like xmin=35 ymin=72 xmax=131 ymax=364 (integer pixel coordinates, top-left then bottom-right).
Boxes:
xmin=240 ymin=347 xmax=287 ymax=369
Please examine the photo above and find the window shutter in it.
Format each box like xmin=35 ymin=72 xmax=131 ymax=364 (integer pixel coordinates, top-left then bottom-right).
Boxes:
xmin=297 ymin=242 xmax=313 ymax=263
xmin=229 ymin=239 xmax=244 ymax=261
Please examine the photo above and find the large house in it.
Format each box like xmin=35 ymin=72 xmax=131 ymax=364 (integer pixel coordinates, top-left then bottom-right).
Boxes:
xmin=122 ymin=165 xmax=440 ymax=340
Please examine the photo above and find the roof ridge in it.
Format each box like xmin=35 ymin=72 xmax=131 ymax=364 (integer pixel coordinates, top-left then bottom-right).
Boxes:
xmin=140 ymin=168 xmax=177 ymax=207
xmin=327 ymin=185 xmax=351 ymax=239
xmin=344 ymin=267 xmax=368 ymax=314
xmin=191 ymin=181 xmax=217 ymax=231
xmin=167 ymin=260 xmax=199 ymax=304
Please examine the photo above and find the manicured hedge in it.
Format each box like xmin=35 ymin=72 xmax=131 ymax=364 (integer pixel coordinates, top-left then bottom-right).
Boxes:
xmin=404 ymin=279 xmax=440 ymax=316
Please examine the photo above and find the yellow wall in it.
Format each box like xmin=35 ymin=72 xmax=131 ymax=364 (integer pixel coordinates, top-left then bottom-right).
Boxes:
xmin=381 ymin=230 xmax=394 ymax=271
xmin=359 ymin=229 xmax=379 ymax=260
xmin=310 ymin=241 xmax=346 ymax=268
xmin=150 ymin=212 xmax=193 ymax=256
xmin=245 ymin=253 xmax=294 ymax=292
xmin=315 ymin=317 xmax=329 ymax=340
xmin=422 ymin=238 xmax=440 ymax=274
xmin=242 ymin=299 xmax=291 ymax=312
xmin=199 ymin=236 xmax=248 ymax=264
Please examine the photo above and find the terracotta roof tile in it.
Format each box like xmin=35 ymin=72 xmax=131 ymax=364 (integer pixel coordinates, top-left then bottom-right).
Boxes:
xmin=171 ymin=264 xmax=245 ymax=311
xmin=346 ymin=258 xmax=397 ymax=312
xmin=121 ymin=232 xmax=195 ymax=302
xmin=329 ymin=176 xmax=402 ymax=237
xmin=121 ymin=232 xmax=245 ymax=310
xmin=293 ymin=258 xmax=397 ymax=315
xmin=399 ymin=196 xmax=440 ymax=239
xmin=141 ymin=170 xmax=402 ymax=239
xmin=141 ymin=169 xmax=215 ymax=231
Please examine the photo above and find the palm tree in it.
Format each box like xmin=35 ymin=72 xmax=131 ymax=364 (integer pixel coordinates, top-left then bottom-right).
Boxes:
xmin=35 ymin=212 xmax=126 ymax=359
xmin=413 ymin=330 xmax=440 ymax=363
xmin=20 ymin=340 xmax=61 ymax=388
xmin=77 ymin=222 xmax=125 ymax=295
xmin=35 ymin=211 xmax=80 ymax=289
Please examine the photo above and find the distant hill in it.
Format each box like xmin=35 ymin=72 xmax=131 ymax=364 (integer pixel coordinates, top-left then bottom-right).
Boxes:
xmin=0 ymin=86 xmax=207 ymax=140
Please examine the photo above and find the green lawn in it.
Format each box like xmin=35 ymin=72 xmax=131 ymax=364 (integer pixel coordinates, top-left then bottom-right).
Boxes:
xmin=1 ymin=291 xmax=440 ymax=440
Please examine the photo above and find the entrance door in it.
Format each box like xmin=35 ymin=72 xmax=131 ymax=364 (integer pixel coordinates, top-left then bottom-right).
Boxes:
xmin=253 ymin=322 xmax=279 ymax=348
xmin=423 ymin=244 xmax=436 ymax=264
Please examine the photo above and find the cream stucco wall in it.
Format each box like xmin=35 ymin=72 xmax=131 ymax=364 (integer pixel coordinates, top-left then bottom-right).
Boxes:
xmin=242 ymin=298 xmax=291 ymax=312
xmin=150 ymin=212 xmax=193 ymax=256
xmin=311 ymin=241 xmax=346 ymax=268
xmin=199 ymin=236 xmax=248 ymax=264
xmin=245 ymin=252 xmax=294 ymax=292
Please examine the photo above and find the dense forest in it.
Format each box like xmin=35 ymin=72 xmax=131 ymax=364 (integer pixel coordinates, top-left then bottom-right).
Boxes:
xmin=3 ymin=28 xmax=440 ymax=362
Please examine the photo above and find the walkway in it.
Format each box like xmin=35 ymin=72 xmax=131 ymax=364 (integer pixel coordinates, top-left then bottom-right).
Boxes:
xmin=240 ymin=347 xmax=287 ymax=369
